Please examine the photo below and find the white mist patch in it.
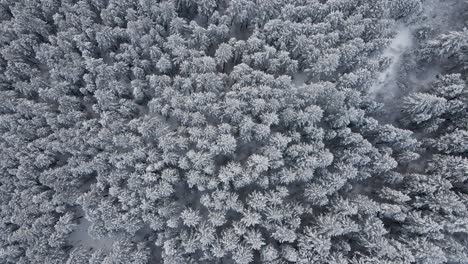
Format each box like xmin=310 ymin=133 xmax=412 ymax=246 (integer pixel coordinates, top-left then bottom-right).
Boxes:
xmin=371 ymin=27 xmax=414 ymax=96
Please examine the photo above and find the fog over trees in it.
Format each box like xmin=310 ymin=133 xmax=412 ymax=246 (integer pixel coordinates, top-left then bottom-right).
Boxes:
xmin=0 ymin=0 xmax=467 ymax=263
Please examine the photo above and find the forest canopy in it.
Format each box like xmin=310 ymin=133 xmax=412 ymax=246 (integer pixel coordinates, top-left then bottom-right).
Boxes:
xmin=0 ymin=0 xmax=467 ymax=263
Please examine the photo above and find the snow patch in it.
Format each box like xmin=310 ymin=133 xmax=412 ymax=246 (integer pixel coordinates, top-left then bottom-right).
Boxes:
xmin=67 ymin=217 xmax=116 ymax=251
xmin=292 ymin=72 xmax=309 ymax=87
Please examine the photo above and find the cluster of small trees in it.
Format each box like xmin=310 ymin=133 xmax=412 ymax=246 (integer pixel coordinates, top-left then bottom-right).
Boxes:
xmin=0 ymin=0 xmax=467 ymax=263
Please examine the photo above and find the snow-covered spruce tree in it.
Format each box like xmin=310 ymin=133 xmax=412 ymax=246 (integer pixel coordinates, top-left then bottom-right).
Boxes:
xmin=0 ymin=0 xmax=467 ymax=263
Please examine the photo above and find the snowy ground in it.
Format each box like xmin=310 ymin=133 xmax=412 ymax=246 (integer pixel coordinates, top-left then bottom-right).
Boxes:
xmin=67 ymin=208 xmax=116 ymax=251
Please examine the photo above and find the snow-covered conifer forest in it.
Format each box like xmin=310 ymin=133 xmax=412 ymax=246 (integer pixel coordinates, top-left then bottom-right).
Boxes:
xmin=1 ymin=0 xmax=468 ymax=263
